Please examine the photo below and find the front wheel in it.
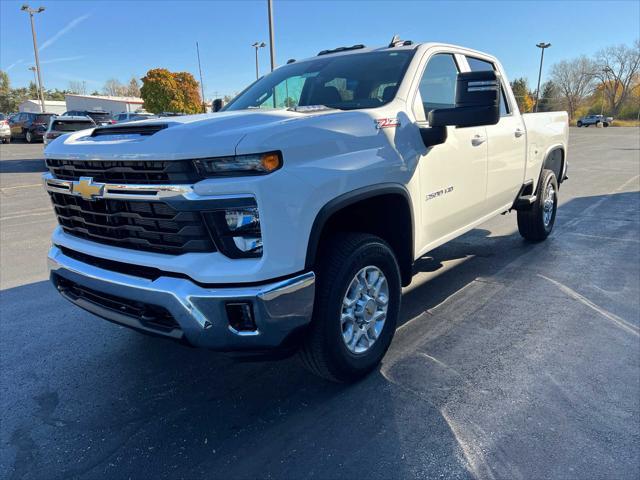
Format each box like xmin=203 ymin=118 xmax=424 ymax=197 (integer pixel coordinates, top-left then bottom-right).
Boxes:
xmin=517 ymin=169 xmax=558 ymax=241
xmin=25 ymin=130 xmax=33 ymax=143
xmin=299 ymin=233 xmax=401 ymax=382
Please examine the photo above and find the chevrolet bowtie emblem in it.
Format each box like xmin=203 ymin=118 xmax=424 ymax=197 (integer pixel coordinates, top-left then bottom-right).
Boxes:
xmin=72 ymin=177 xmax=104 ymax=200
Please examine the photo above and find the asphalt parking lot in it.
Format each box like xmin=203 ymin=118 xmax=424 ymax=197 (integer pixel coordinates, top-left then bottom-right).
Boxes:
xmin=1 ymin=128 xmax=639 ymax=480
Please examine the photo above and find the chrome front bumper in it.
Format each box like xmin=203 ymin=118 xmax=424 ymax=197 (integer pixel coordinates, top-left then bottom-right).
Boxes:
xmin=48 ymin=245 xmax=315 ymax=350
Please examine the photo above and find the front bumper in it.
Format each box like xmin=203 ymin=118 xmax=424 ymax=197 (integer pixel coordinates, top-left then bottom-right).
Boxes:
xmin=48 ymin=245 xmax=315 ymax=350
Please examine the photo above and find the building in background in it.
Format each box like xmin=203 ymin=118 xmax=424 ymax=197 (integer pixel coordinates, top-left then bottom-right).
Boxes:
xmin=64 ymin=94 xmax=145 ymax=115
xmin=18 ymin=99 xmax=66 ymax=114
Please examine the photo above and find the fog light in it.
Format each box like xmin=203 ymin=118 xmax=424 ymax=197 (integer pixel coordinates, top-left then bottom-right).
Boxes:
xmin=226 ymin=302 xmax=257 ymax=332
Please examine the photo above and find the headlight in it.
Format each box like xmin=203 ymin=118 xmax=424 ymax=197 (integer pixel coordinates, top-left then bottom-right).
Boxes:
xmin=203 ymin=205 xmax=263 ymax=258
xmin=193 ymin=152 xmax=282 ymax=177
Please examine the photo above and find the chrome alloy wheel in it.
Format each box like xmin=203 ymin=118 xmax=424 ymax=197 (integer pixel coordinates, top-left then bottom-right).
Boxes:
xmin=543 ymin=182 xmax=556 ymax=227
xmin=340 ymin=266 xmax=389 ymax=354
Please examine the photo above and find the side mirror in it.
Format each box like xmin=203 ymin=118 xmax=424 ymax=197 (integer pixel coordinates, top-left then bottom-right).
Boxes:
xmin=429 ymin=70 xmax=501 ymax=128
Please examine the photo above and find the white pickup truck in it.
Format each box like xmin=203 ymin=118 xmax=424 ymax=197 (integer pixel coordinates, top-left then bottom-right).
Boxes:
xmin=43 ymin=39 xmax=568 ymax=382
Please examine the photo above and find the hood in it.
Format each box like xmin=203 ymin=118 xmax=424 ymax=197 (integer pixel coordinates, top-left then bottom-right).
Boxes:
xmin=43 ymin=109 xmax=337 ymax=161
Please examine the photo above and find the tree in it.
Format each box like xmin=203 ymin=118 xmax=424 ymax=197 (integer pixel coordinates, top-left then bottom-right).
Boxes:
xmin=0 ymin=70 xmax=11 ymax=112
xmin=595 ymin=40 xmax=640 ymax=116
xmin=537 ymin=81 xmax=561 ymax=112
xmin=103 ymin=78 xmax=127 ymax=96
xmin=126 ymin=77 xmax=140 ymax=97
xmin=510 ymin=77 xmax=534 ymax=113
xmin=68 ymin=81 xmax=86 ymax=95
xmin=550 ymin=56 xmax=597 ymax=120
xmin=140 ymin=68 xmax=201 ymax=114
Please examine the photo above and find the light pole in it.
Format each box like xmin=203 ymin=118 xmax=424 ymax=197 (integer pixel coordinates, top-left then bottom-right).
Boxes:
xmin=267 ymin=0 xmax=275 ymax=71
xmin=534 ymin=42 xmax=551 ymax=112
xmin=252 ymin=42 xmax=266 ymax=80
xmin=21 ymin=4 xmax=46 ymax=113
xmin=600 ymin=66 xmax=613 ymax=116
xmin=28 ymin=66 xmax=38 ymax=87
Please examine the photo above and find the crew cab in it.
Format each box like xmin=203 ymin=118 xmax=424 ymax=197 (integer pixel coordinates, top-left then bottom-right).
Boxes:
xmin=43 ymin=40 xmax=568 ymax=382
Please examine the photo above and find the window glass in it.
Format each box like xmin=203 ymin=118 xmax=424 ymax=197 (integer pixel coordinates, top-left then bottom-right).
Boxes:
xmin=417 ymin=53 xmax=459 ymax=118
xmin=466 ymin=56 xmax=510 ymax=116
xmin=225 ymin=50 xmax=415 ymax=111
xmin=52 ymin=120 xmax=93 ymax=131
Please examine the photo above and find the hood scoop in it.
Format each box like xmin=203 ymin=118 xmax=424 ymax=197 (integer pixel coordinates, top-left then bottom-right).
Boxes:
xmin=91 ymin=123 xmax=169 ymax=137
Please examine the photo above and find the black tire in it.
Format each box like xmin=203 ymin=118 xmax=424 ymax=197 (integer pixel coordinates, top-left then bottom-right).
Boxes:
xmin=603 ymin=122 xmax=609 ymax=128
xmin=576 ymin=121 xmax=582 ymax=127
xmin=517 ymin=169 xmax=558 ymax=242
xmin=25 ymin=130 xmax=32 ymax=143
xmin=299 ymin=233 xmax=401 ymax=382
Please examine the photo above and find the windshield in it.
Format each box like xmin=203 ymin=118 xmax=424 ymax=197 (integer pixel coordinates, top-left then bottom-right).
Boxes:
xmin=52 ymin=120 xmax=94 ymax=131
xmin=35 ymin=114 xmax=54 ymax=123
xmin=225 ymin=50 xmax=415 ymax=111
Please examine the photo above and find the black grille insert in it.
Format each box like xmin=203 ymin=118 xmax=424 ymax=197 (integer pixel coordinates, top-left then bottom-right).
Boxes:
xmin=49 ymin=193 xmax=215 ymax=254
xmin=45 ymin=158 xmax=200 ymax=185
xmin=55 ymin=275 xmax=180 ymax=333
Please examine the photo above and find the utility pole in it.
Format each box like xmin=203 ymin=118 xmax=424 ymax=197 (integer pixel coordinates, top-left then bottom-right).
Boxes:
xmin=534 ymin=42 xmax=551 ymax=112
xmin=252 ymin=42 xmax=266 ymax=80
xmin=196 ymin=41 xmax=206 ymax=113
xmin=267 ymin=0 xmax=276 ymax=71
xmin=21 ymin=4 xmax=46 ymax=113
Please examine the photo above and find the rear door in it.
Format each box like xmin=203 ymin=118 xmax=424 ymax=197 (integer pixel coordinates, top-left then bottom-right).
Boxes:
xmin=413 ymin=51 xmax=489 ymax=249
xmin=464 ymin=56 xmax=526 ymax=210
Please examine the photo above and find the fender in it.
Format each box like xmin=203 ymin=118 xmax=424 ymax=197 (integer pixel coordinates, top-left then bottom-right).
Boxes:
xmin=539 ymin=144 xmax=566 ymax=186
xmin=304 ymin=183 xmax=415 ymax=274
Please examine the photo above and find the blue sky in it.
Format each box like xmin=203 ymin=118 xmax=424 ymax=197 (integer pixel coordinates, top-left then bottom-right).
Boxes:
xmin=1 ymin=0 xmax=639 ymax=99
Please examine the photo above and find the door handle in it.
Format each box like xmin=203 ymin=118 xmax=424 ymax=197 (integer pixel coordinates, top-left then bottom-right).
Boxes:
xmin=515 ymin=128 xmax=525 ymax=138
xmin=471 ymin=134 xmax=486 ymax=146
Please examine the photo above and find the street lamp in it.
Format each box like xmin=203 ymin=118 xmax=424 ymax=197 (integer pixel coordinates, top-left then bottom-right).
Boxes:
xmin=28 ymin=66 xmax=38 ymax=87
xmin=21 ymin=4 xmax=46 ymax=113
xmin=600 ymin=66 xmax=613 ymax=116
xmin=252 ymin=42 xmax=266 ymax=80
xmin=534 ymin=42 xmax=551 ymax=112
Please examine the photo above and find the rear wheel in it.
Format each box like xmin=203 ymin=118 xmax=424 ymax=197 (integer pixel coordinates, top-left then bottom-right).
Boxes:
xmin=576 ymin=121 xmax=583 ymax=127
xmin=299 ymin=233 xmax=401 ymax=382
xmin=1 ymin=137 xmax=9 ymax=144
xmin=517 ymin=169 xmax=558 ymax=241
xmin=603 ymin=122 xmax=609 ymax=127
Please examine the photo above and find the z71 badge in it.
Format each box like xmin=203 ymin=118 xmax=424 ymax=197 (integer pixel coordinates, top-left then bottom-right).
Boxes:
xmin=426 ymin=186 xmax=454 ymax=202
xmin=375 ymin=118 xmax=401 ymax=129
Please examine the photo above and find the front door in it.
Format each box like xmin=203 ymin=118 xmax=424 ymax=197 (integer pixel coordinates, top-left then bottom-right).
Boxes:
xmin=415 ymin=53 xmax=489 ymax=251
xmin=466 ymin=56 xmax=527 ymax=210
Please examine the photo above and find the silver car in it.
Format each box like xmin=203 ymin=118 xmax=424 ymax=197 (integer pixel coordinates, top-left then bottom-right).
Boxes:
xmin=577 ymin=114 xmax=612 ymax=127
xmin=44 ymin=115 xmax=96 ymax=146
xmin=0 ymin=114 xmax=10 ymax=143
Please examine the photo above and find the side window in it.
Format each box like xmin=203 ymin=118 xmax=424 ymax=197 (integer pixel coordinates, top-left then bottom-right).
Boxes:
xmin=466 ymin=56 xmax=510 ymax=116
xmin=416 ymin=53 xmax=459 ymax=121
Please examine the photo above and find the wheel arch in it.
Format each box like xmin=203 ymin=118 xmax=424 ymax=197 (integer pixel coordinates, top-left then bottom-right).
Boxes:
xmin=305 ymin=184 xmax=415 ymax=287
xmin=541 ymin=145 xmax=566 ymax=186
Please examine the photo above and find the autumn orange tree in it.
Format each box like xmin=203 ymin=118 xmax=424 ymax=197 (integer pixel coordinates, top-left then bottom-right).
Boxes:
xmin=140 ymin=68 xmax=202 ymax=114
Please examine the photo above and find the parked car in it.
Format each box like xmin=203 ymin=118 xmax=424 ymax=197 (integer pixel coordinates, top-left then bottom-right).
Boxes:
xmin=10 ymin=112 xmax=56 ymax=143
xmin=43 ymin=40 xmax=569 ymax=382
xmin=0 ymin=113 xmax=11 ymax=143
xmin=44 ymin=115 xmax=96 ymax=146
xmin=63 ymin=110 xmax=114 ymax=126
xmin=577 ymin=114 xmax=611 ymax=127
xmin=113 ymin=112 xmax=156 ymax=123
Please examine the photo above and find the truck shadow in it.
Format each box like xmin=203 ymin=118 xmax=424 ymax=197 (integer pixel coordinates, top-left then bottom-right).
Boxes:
xmin=3 ymin=191 xmax=638 ymax=480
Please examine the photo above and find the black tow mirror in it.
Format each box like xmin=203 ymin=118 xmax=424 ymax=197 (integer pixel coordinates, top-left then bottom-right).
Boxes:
xmin=429 ymin=70 xmax=501 ymax=128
